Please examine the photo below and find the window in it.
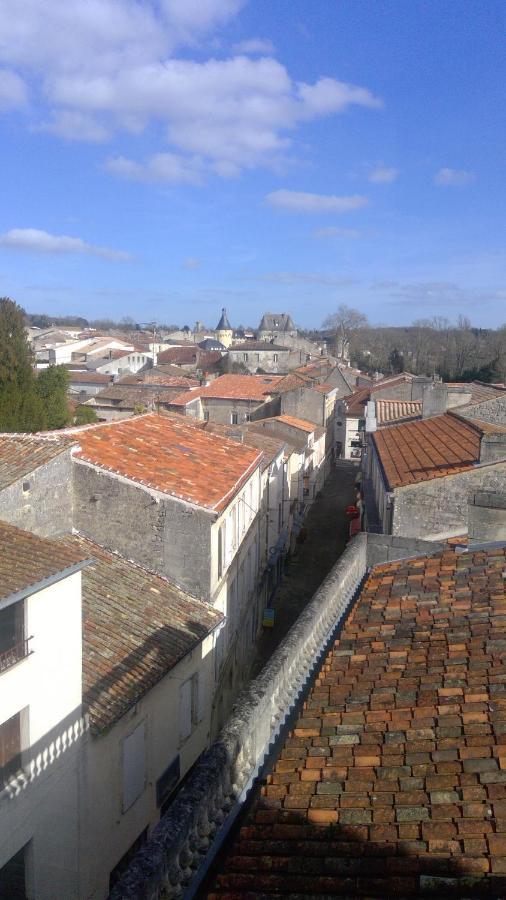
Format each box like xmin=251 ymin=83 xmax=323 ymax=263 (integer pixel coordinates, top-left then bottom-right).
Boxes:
xmin=179 ymin=674 xmax=203 ymax=742
xmin=156 ymin=756 xmax=180 ymax=809
xmin=0 ymin=710 xmax=22 ymax=785
xmin=273 ymin=354 xmax=278 ymax=363
xmin=256 ymin=354 xmax=260 ymax=362
xmin=122 ymin=721 xmax=146 ymax=812
xmin=217 ymin=522 xmax=226 ymax=578
xmin=0 ymin=600 xmax=30 ymax=675
xmin=231 ymin=412 xmax=238 ymax=425
xmin=203 ymin=410 xmax=209 ymax=421
xmin=22 ymin=481 xmax=30 ymax=494
xmin=243 ymin=353 xmax=248 ymax=361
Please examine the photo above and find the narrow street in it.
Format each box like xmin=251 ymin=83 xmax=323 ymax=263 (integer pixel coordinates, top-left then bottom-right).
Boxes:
xmin=250 ymin=461 xmax=358 ymax=677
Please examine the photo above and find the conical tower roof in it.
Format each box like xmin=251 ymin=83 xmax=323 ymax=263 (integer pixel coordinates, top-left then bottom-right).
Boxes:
xmin=216 ymin=307 xmax=231 ymax=330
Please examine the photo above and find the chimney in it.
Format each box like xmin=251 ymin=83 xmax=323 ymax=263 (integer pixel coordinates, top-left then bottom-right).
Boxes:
xmin=468 ymin=491 xmax=506 ymax=547
xmin=421 ymin=382 xmax=448 ymax=418
xmin=480 ymin=431 xmax=506 ymax=463
xmin=365 ymin=399 xmax=377 ymax=433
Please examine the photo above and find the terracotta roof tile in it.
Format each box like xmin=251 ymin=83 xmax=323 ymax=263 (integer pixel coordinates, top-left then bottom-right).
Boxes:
xmin=275 ymin=415 xmax=317 ymax=433
xmin=74 ymin=413 xmax=261 ymax=512
xmin=59 ymin=535 xmax=223 ymax=733
xmin=344 ymin=375 xmax=415 ymax=417
xmin=376 ymin=399 xmax=422 ymax=425
xmin=372 ymin=412 xmax=503 ymax=489
xmin=68 ymin=372 xmax=113 ymax=384
xmin=0 ymin=434 xmax=72 ymax=491
xmin=171 ymin=374 xmax=281 ymax=406
xmin=0 ymin=520 xmax=90 ymax=602
xmin=207 ymin=545 xmax=506 ymax=897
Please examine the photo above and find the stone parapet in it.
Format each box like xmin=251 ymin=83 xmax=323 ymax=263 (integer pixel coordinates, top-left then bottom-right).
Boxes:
xmin=110 ymin=534 xmax=368 ymax=899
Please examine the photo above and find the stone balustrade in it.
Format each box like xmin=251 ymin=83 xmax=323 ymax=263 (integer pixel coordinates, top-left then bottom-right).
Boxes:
xmin=110 ymin=533 xmax=368 ymax=899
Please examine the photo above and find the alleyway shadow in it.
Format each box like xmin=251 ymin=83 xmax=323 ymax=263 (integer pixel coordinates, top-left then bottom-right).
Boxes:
xmin=250 ymin=462 xmax=357 ymax=677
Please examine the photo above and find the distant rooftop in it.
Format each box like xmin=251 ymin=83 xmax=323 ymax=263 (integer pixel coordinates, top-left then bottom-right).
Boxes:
xmin=259 ymin=312 xmax=296 ymax=332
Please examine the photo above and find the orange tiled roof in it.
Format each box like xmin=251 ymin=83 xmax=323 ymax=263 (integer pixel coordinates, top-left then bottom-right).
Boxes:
xmin=275 ymin=414 xmax=317 ymax=433
xmin=344 ymin=374 xmax=415 ymax=417
xmin=376 ymin=399 xmax=422 ymax=425
xmin=208 ymin=545 xmax=506 ymax=898
xmin=74 ymin=413 xmax=261 ymax=512
xmin=171 ymin=374 xmax=281 ymax=406
xmin=0 ymin=433 xmax=74 ymax=491
xmin=372 ymin=412 xmax=505 ymax=490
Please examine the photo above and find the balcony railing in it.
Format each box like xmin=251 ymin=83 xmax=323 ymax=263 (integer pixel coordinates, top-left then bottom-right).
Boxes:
xmin=0 ymin=637 xmax=33 ymax=674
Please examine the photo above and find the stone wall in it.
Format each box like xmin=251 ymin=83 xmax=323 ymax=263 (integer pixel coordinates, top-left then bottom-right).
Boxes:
xmin=366 ymin=533 xmax=445 ymax=567
xmin=0 ymin=450 xmax=74 ymax=538
xmin=72 ymin=461 xmax=213 ymax=599
xmin=468 ymin=491 xmax=506 ymax=545
xmin=392 ymin=462 xmax=506 ymax=539
xmin=459 ymin=396 xmax=506 ymax=426
xmin=281 ymin=387 xmax=326 ymax=426
xmin=202 ymin=396 xmax=280 ymax=425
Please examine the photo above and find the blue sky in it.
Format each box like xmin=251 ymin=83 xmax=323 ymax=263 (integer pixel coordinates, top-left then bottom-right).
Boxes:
xmin=0 ymin=0 xmax=504 ymax=329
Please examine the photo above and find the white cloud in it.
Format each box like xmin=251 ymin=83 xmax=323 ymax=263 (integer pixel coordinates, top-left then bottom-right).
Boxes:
xmin=106 ymin=152 xmax=203 ymax=184
xmin=232 ymin=38 xmax=275 ymax=55
xmin=0 ymin=228 xmax=132 ymax=260
xmin=313 ymin=226 xmax=361 ymax=239
xmin=182 ymin=257 xmax=201 ymax=269
xmin=369 ymin=165 xmax=397 ymax=183
xmin=0 ymin=68 xmax=27 ymax=111
xmin=41 ymin=110 xmax=112 ymax=142
xmin=266 ymin=190 xmax=369 ymax=214
xmin=297 ymin=77 xmax=382 ymax=118
xmin=0 ymin=1 xmax=383 ymax=180
xmin=435 ymin=168 xmax=475 ymax=187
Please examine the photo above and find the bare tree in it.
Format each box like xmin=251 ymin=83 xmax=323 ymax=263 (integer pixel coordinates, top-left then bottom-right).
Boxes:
xmin=323 ymin=304 xmax=367 ymax=359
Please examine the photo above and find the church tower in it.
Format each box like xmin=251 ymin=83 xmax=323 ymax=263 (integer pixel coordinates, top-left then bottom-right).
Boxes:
xmin=216 ymin=307 xmax=233 ymax=348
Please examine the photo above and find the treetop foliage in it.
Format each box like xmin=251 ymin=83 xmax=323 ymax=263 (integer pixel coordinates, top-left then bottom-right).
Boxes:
xmin=0 ymin=297 xmax=72 ymax=432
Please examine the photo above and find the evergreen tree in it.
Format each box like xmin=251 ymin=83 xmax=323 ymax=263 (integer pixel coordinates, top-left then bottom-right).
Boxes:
xmin=74 ymin=404 xmax=98 ymax=426
xmin=0 ymin=297 xmax=47 ymax=432
xmin=36 ymin=365 xmax=70 ymax=429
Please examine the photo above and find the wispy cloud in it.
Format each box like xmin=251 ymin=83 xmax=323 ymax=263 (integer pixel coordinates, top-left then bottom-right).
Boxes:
xmin=182 ymin=257 xmax=201 ymax=269
xmin=368 ymin=165 xmax=398 ymax=184
xmin=0 ymin=68 xmax=27 ymax=111
xmin=0 ymin=228 xmax=132 ymax=260
xmin=232 ymin=38 xmax=275 ymax=55
xmin=266 ymin=190 xmax=369 ymax=214
xmin=313 ymin=226 xmax=361 ymax=239
xmin=434 ymin=168 xmax=475 ymax=187
xmin=261 ymin=271 xmax=358 ymax=286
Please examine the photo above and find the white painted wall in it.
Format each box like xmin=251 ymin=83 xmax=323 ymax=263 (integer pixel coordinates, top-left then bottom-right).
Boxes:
xmin=80 ymin=633 xmax=217 ymax=899
xmin=0 ymin=572 xmax=84 ymax=899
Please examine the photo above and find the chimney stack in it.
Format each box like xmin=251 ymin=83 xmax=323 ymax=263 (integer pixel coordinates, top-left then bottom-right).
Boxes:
xmin=468 ymin=491 xmax=506 ymax=547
